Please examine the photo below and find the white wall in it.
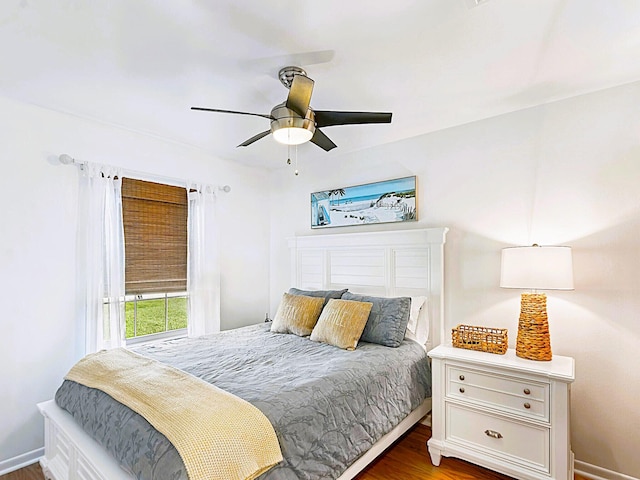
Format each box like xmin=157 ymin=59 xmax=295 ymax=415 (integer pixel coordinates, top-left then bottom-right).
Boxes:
xmin=0 ymin=96 xmax=270 ymax=470
xmin=269 ymin=81 xmax=640 ymax=478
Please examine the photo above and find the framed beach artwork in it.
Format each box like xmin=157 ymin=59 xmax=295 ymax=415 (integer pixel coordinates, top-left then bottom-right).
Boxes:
xmin=311 ymin=176 xmax=417 ymax=229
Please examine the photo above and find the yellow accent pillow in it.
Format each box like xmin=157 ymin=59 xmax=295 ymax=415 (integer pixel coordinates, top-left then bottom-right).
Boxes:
xmin=270 ymin=293 xmax=325 ymax=336
xmin=309 ymin=299 xmax=373 ymax=350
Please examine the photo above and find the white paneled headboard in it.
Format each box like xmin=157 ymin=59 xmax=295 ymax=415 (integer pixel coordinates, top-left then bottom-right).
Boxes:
xmin=287 ymin=228 xmax=448 ymax=349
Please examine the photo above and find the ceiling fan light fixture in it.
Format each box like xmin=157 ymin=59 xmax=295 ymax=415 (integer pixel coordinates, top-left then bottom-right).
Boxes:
xmin=272 ymin=125 xmax=314 ymax=145
xmin=270 ymin=103 xmax=316 ymax=145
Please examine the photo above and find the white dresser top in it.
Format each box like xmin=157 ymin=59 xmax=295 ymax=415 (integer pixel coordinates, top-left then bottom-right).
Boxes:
xmin=428 ymin=344 xmax=575 ymax=383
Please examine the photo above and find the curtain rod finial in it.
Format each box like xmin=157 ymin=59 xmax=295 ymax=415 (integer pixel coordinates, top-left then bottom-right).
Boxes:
xmin=59 ymin=153 xmax=75 ymax=165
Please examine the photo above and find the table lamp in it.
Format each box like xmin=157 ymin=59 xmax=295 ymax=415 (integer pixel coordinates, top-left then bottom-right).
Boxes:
xmin=500 ymin=245 xmax=574 ymax=361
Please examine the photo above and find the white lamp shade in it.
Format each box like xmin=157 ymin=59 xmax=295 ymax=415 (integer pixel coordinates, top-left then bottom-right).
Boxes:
xmin=500 ymin=245 xmax=574 ymax=290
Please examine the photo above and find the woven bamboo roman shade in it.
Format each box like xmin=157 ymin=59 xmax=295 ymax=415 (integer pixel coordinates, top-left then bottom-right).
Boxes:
xmin=121 ymin=178 xmax=188 ymax=295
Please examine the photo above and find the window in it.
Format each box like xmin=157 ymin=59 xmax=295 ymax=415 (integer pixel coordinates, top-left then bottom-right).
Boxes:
xmin=121 ymin=178 xmax=188 ymax=341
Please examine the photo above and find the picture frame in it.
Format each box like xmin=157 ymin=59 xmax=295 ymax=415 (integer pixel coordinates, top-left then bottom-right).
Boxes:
xmin=311 ymin=176 xmax=417 ymax=229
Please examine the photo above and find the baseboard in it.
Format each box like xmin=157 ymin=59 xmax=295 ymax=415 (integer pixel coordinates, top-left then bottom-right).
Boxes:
xmin=0 ymin=448 xmax=43 ymax=476
xmin=575 ymin=460 xmax=639 ymax=480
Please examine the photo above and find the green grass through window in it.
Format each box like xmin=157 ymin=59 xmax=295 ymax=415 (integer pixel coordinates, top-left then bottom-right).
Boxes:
xmin=125 ymin=296 xmax=187 ymax=338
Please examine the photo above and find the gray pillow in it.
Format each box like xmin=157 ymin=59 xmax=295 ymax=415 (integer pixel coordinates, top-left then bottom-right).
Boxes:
xmin=341 ymin=293 xmax=411 ymax=348
xmin=288 ymin=287 xmax=348 ymax=307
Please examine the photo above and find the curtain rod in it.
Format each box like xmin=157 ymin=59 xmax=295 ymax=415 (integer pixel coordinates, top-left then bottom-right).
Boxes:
xmin=58 ymin=154 xmax=231 ymax=193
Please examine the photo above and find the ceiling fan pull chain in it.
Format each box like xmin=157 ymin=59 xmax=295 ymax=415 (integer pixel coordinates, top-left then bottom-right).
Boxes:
xmin=287 ymin=143 xmax=292 ymax=165
xmin=294 ymin=145 xmax=299 ymax=176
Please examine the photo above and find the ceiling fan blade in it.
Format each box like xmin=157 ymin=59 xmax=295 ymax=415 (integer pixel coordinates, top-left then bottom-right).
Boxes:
xmin=286 ymin=75 xmax=314 ymax=117
xmin=191 ymin=107 xmax=273 ymax=120
xmin=310 ymin=129 xmax=337 ymax=152
xmin=237 ymin=130 xmax=271 ymax=147
xmin=314 ymin=111 xmax=392 ymax=128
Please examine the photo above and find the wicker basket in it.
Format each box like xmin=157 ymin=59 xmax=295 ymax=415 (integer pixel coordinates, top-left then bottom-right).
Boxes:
xmin=452 ymin=324 xmax=508 ymax=355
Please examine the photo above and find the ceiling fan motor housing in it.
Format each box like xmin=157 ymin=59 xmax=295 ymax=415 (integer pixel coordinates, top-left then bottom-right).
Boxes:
xmin=278 ymin=66 xmax=307 ymax=89
xmin=270 ymin=102 xmax=316 ymax=144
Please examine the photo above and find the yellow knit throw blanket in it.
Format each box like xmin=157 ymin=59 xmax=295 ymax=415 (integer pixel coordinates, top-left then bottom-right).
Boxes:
xmin=65 ymin=348 xmax=282 ymax=480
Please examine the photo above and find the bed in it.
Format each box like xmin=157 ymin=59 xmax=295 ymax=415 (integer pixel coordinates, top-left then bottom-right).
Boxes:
xmin=38 ymin=227 xmax=448 ymax=480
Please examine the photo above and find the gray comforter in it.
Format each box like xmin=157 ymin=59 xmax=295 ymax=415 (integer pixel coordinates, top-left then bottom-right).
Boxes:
xmin=55 ymin=323 xmax=431 ymax=480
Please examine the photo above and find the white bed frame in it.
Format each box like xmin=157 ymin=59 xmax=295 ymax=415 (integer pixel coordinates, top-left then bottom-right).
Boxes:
xmin=38 ymin=227 xmax=448 ymax=480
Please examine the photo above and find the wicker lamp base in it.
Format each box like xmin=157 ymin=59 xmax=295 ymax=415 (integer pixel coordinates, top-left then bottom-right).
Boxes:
xmin=516 ymin=293 xmax=552 ymax=361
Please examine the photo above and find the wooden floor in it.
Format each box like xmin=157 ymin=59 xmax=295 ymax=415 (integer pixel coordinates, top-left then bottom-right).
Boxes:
xmin=0 ymin=465 xmax=42 ymax=480
xmin=1 ymin=424 xmax=588 ymax=480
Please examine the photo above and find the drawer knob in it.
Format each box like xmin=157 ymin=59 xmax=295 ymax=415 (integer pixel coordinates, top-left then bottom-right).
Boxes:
xmin=459 ymin=375 xmax=465 ymax=381
xmin=524 ymin=402 xmax=531 ymax=409
xmin=459 ymin=387 xmax=465 ymax=393
xmin=484 ymin=429 xmax=503 ymax=439
xmin=524 ymin=388 xmax=531 ymax=395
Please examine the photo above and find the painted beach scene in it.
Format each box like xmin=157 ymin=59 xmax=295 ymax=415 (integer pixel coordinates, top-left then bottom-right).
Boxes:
xmin=311 ymin=176 xmax=417 ymax=228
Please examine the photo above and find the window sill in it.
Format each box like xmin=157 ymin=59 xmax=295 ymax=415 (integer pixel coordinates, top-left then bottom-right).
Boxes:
xmin=125 ymin=328 xmax=187 ymax=346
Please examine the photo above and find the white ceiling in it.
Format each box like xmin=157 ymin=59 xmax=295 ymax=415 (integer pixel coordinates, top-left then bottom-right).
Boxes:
xmin=2 ymin=0 xmax=640 ymax=169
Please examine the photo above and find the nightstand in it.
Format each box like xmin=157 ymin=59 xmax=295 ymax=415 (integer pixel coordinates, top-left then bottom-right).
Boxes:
xmin=427 ymin=344 xmax=575 ymax=480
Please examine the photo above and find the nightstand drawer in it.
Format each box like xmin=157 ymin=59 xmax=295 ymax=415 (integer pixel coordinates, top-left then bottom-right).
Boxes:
xmin=446 ymin=403 xmax=550 ymax=473
xmin=447 ymin=365 xmax=549 ymax=421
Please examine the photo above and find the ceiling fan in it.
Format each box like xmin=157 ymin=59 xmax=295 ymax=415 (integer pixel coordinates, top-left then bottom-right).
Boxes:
xmin=191 ymin=66 xmax=392 ymax=152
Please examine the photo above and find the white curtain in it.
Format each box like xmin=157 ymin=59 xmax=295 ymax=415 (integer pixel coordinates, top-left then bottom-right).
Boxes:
xmin=77 ymin=163 xmax=126 ymax=353
xmin=187 ymin=184 xmax=220 ymax=336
